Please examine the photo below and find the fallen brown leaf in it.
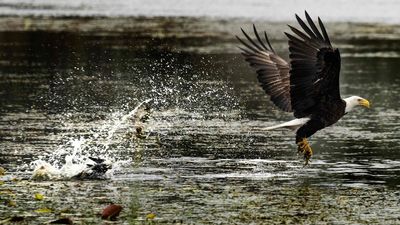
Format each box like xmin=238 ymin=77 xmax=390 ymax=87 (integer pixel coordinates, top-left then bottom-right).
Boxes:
xmin=101 ymin=204 xmax=123 ymax=220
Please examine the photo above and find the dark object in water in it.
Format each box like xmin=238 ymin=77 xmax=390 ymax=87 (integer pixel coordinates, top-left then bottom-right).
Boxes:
xmin=71 ymin=157 xmax=111 ymax=180
xmin=101 ymin=204 xmax=123 ymax=220
xmin=49 ymin=218 xmax=73 ymax=224
xmin=10 ymin=216 xmax=24 ymax=222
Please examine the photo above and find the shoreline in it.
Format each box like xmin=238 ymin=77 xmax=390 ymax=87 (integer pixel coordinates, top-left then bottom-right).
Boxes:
xmin=0 ymin=16 xmax=398 ymax=38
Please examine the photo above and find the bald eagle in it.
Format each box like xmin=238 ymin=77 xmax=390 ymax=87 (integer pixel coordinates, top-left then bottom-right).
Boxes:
xmin=237 ymin=11 xmax=370 ymax=165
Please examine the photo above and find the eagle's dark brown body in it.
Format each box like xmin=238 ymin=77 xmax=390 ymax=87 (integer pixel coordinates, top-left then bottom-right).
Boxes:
xmin=296 ymin=98 xmax=346 ymax=143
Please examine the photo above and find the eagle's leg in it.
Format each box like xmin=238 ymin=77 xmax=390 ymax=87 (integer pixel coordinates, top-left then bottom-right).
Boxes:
xmin=297 ymin=138 xmax=313 ymax=165
xmin=296 ymin=120 xmax=324 ymax=166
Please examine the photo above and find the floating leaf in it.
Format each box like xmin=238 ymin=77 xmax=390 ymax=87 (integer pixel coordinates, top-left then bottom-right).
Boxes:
xmin=146 ymin=213 xmax=156 ymax=220
xmin=34 ymin=193 xmax=44 ymax=201
xmin=101 ymin=204 xmax=123 ymax=220
xmin=35 ymin=208 xmax=52 ymax=213
xmin=7 ymin=200 xmax=16 ymax=207
xmin=0 ymin=167 xmax=5 ymax=176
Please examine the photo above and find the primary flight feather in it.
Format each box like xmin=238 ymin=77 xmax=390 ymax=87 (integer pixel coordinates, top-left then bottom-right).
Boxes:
xmin=237 ymin=11 xmax=370 ymax=165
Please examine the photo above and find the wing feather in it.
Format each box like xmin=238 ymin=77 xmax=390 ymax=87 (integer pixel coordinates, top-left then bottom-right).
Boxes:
xmin=264 ymin=31 xmax=275 ymax=53
xmin=305 ymin=11 xmax=324 ymax=40
xmin=253 ymin=25 xmax=269 ymax=51
xmin=286 ymin=11 xmax=341 ymax=118
xmin=237 ymin=26 xmax=292 ymax=112
xmin=318 ymin=17 xmax=332 ymax=45
xmin=295 ymin=14 xmax=317 ymax=39
xmin=241 ymin=28 xmax=264 ymax=52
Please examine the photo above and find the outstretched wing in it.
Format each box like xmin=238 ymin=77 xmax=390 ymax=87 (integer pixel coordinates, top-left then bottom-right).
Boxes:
xmin=285 ymin=11 xmax=341 ymax=118
xmin=237 ymin=25 xmax=292 ymax=112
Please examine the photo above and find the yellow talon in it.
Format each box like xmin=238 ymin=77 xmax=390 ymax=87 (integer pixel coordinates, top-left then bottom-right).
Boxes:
xmin=297 ymin=138 xmax=313 ymax=166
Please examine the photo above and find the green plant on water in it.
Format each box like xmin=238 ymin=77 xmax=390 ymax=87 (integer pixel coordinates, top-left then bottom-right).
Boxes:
xmin=127 ymin=182 xmax=141 ymax=225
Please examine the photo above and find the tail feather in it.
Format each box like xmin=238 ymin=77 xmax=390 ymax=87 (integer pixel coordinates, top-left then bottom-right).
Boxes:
xmin=263 ymin=118 xmax=310 ymax=131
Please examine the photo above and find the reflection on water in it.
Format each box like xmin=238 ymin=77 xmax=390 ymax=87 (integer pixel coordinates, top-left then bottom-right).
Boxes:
xmin=0 ymin=17 xmax=400 ymax=223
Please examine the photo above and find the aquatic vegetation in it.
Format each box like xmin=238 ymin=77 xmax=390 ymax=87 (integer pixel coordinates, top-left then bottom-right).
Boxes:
xmin=34 ymin=193 xmax=44 ymax=201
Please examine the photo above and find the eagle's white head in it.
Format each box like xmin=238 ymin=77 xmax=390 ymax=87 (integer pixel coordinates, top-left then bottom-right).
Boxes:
xmin=343 ymin=96 xmax=370 ymax=113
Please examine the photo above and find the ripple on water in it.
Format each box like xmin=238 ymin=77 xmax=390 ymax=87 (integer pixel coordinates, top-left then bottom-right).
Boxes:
xmin=0 ymin=21 xmax=400 ymax=224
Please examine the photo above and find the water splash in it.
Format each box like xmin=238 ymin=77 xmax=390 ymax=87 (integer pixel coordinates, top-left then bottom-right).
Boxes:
xmin=30 ymin=99 xmax=152 ymax=180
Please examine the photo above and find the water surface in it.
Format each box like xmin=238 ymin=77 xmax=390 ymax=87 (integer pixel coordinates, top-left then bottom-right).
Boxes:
xmin=0 ymin=17 xmax=400 ymax=224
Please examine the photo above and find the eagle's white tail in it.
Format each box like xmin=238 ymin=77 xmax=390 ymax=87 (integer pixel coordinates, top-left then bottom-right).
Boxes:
xmin=263 ymin=118 xmax=310 ymax=131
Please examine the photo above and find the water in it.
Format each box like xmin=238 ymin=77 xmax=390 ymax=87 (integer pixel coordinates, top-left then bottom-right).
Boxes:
xmin=1 ymin=0 xmax=400 ymax=24
xmin=0 ymin=16 xmax=400 ymax=224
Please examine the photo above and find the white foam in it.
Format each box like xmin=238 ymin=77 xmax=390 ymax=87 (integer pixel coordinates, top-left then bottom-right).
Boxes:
xmin=30 ymin=99 xmax=152 ymax=180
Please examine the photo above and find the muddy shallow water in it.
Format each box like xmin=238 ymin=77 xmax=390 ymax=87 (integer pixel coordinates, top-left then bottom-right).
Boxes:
xmin=0 ymin=17 xmax=400 ymax=224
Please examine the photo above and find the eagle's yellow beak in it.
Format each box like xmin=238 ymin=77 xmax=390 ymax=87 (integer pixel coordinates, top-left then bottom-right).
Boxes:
xmin=359 ymin=98 xmax=370 ymax=108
